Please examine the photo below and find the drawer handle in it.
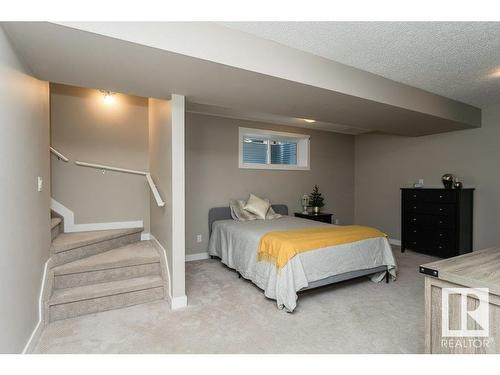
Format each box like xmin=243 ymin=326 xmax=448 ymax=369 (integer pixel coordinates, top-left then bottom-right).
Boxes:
xmin=412 ymin=218 xmax=417 ymax=221
xmin=439 ymin=220 xmax=443 ymax=224
xmin=438 ymin=246 xmax=443 ymax=249
xmin=439 ymin=195 xmax=443 ymax=198
xmin=439 ymin=208 xmax=443 ymax=211
xmin=413 ymin=206 xmax=417 ymax=209
xmin=413 ymin=230 xmax=417 ymax=233
xmin=413 ymin=195 xmax=417 ymax=198
xmin=439 ymin=233 xmax=443 ymax=237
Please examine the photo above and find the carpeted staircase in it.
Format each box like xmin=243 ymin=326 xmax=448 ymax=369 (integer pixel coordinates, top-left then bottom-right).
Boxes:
xmin=47 ymin=216 xmax=165 ymax=322
xmin=51 ymin=217 xmax=62 ymax=241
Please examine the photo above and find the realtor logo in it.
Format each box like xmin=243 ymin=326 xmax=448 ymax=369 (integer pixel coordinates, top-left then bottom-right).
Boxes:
xmin=442 ymin=288 xmax=489 ymax=337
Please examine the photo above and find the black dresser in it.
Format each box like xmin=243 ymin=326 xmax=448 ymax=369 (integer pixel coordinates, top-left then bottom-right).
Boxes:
xmin=294 ymin=212 xmax=333 ymax=224
xmin=401 ymin=188 xmax=474 ymax=258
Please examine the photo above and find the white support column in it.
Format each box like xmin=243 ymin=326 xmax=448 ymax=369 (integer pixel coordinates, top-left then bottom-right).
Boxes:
xmin=170 ymin=94 xmax=186 ymax=306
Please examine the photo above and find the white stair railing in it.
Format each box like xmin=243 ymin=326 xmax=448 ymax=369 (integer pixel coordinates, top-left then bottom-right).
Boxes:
xmin=75 ymin=160 xmax=166 ymax=207
xmin=145 ymin=173 xmax=165 ymax=208
xmin=75 ymin=161 xmax=145 ymax=176
xmin=50 ymin=146 xmax=69 ymax=162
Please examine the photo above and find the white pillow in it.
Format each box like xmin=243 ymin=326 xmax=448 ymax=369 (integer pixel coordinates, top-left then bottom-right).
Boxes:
xmin=266 ymin=206 xmax=282 ymax=220
xmin=244 ymin=194 xmax=271 ymax=219
xmin=229 ymin=199 xmax=258 ymax=221
xmin=230 ymin=198 xmax=282 ymax=221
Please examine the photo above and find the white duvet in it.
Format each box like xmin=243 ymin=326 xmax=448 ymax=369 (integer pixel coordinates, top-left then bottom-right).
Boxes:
xmin=208 ymin=216 xmax=397 ymax=312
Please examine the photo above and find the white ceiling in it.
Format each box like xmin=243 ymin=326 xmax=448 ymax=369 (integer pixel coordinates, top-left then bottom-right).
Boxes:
xmin=220 ymin=22 xmax=500 ymax=108
xmin=1 ymin=22 xmax=482 ymax=136
xmin=186 ymin=103 xmax=370 ymax=135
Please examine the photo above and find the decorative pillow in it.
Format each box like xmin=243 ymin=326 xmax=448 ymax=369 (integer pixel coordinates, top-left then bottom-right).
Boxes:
xmin=266 ymin=206 xmax=282 ymax=220
xmin=244 ymin=194 xmax=271 ymax=219
xmin=230 ymin=199 xmax=258 ymax=222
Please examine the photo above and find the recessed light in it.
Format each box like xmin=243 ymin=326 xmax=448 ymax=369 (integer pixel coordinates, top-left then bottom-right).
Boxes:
xmin=489 ymin=68 xmax=500 ymax=79
xmin=303 ymin=119 xmax=316 ymax=123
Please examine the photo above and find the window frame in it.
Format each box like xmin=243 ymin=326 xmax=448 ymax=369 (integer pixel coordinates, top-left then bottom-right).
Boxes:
xmin=238 ymin=127 xmax=310 ymax=171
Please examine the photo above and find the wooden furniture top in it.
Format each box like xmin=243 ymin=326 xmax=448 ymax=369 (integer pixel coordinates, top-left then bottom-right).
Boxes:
xmin=420 ymin=246 xmax=500 ymax=296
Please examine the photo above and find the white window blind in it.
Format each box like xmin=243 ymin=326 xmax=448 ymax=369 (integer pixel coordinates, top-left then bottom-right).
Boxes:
xmin=239 ymin=128 xmax=309 ymax=171
xmin=270 ymin=141 xmax=297 ymax=165
xmin=242 ymin=139 xmax=268 ymax=164
xmin=243 ymin=139 xmax=298 ymax=165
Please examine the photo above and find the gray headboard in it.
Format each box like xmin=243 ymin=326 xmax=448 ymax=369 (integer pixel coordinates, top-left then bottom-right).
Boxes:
xmin=208 ymin=204 xmax=289 ymax=236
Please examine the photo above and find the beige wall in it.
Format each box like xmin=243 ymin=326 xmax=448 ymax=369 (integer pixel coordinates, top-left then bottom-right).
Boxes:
xmin=50 ymin=84 xmax=150 ymax=231
xmin=354 ymin=104 xmax=500 ymax=251
xmin=185 ymin=113 xmax=355 ymax=255
xmin=0 ymin=27 xmax=50 ymax=353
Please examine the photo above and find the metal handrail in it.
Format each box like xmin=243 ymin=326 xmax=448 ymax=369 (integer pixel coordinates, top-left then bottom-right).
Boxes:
xmin=50 ymin=146 xmax=69 ymax=162
xmin=145 ymin=173 xmax=166 ymax=208
xmin=75 ymin=160 xmax=165 ymax=207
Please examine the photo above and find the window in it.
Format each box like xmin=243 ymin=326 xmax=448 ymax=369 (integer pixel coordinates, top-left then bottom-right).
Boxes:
xmin=243 ymin=139 xmax=297 ymax=165
xmin=239 ymin=127 xmax=310 ymax=170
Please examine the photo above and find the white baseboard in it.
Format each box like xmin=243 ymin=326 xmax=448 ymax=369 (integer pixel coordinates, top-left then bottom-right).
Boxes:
xmin=149 ymin=235 xmax=174 ymax=304
xmin=22 ymin=257 xmax=51 ymax=354
xmin=186 ymin=252 xmax=209 ymax=262
xmin=50 ymin=198 xmax=74 ymax=233
xmin=389 ymin=238 xmax=401 ymax=246
xmin=22 ymin=319 xmax=43 ymax=355
xmin=150 ymin=235 xmax=188 ymax=310
xmin=141 ymin=233 xmax=151 ymax=241
xmin=51 ymin=198 xmax=143 ymax=233
xmin=170 ymin=295 xmax=188 ymax=310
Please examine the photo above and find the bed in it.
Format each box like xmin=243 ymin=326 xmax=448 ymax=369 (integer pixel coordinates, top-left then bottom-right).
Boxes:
xmin=208 ymin=205 xmax=397 ymax=312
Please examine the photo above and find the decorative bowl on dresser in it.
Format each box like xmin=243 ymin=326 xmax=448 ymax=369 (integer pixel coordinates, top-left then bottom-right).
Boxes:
xmin=401 ymin=188 xmax=474 ymax=258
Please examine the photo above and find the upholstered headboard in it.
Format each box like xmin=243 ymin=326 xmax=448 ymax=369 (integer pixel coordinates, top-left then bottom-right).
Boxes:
xmin=208 ymin=204 xmax=289 ymax=236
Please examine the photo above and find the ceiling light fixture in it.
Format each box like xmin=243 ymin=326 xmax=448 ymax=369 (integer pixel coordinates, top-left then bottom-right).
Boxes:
xmin=303 ymin=119 xmax=316 ymax=123
xmin=100 ymin=90 xmax=115 ymax=104
xmin=489 ymin=68 xmax=500 ymax=79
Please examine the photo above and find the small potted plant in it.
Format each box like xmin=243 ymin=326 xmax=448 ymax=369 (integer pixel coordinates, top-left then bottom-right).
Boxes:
xmin=309 ymin=185 xmax=325 ymax=214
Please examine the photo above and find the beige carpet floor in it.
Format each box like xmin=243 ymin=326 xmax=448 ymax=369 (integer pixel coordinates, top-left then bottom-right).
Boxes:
xmin=34 ymin=248 xmax=437 ymax=354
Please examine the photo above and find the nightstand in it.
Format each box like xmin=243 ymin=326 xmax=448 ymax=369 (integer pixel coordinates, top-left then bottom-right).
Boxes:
xmin=294 ymin=212 xmax=333 ymax=224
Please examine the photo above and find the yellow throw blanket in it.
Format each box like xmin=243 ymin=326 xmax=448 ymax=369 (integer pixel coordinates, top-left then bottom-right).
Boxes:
xmin=257 ymin=225 xmax=387 ymax=270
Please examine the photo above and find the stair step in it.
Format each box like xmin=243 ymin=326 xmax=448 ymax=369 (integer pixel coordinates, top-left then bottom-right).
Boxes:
xmin=52 ymin=241 xmax=161 ymax=288
xmin=51 ymin=217 xmax=62 ymax=230
xmin=51 ymin=228 xmax=143 ymax=253
xmin=50 ymin=228 xmax=143 ymax=266
xmin=50 ymin=275 xmax=163 ymax=305
xmin=48 ymin=275 xmax=164 ymax=322
xmin=54 ymin=263 xmax=162 ymax=289
xmin=53 ymin=241 xmax=159 ymax=275
xmin=51 ymin=217 xmax=62 ymax=241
